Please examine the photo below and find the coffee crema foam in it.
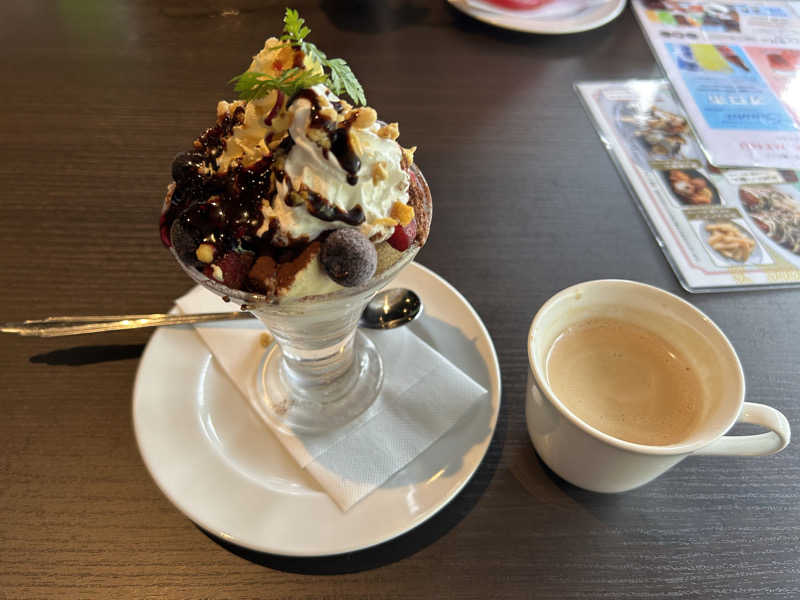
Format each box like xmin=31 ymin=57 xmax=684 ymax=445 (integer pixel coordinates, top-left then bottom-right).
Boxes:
xmin=545 ymin=317 xmax=706 ymax=446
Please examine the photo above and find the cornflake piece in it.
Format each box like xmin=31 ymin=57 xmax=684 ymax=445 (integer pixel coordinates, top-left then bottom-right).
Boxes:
xmin=273 ymin=45 xmax=297 ymax=71
xmin=372 ymin=161 xmax=388 ymax=185
xmin=401 ymin=146 xmax=417 ymax=167
xmin=390 ymin=201 xmax=414 ymax=226
xmin=217 ymin=100 xmax=245 ymax=120
xmin=377 ymin=122 xmax=399 ymax=140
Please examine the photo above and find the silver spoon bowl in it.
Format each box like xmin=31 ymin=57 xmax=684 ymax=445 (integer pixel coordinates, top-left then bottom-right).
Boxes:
xmin=360 ymin=288 xmax=422 ymax=330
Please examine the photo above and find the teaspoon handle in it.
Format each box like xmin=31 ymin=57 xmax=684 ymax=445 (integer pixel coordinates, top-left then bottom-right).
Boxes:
xmin=0 ymin=312 xmax=254 ymax=337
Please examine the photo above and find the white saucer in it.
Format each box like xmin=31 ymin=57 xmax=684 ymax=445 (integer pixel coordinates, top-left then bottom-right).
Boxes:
xmin=447 ymin=0 xmax=627 ymax=34
xmin=133 ymin=262 xmax=501 ymax=557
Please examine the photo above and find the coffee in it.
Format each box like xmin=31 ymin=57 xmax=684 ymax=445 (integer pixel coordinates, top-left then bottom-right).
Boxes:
xmin=545 ymin=317 xmax=705 ymax=446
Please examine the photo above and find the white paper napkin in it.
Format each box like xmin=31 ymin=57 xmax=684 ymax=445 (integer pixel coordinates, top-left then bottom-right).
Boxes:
xmin=465 ymin=0 xmax=609 ymax=20
xmin=175 ymin=285 xmax=488 ymax=511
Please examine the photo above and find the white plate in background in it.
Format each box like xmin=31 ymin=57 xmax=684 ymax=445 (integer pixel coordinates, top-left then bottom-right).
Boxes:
xmin=448 ymin=0 xmax=627 ymax=35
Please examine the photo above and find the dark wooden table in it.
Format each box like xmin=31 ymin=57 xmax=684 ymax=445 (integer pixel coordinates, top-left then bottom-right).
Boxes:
xmin=2 ymin=1 xmax=798 ymax=598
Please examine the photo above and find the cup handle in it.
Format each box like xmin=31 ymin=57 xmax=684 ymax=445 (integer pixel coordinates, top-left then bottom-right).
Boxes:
xmin=695 ymin=402 xmax=791 ymax=456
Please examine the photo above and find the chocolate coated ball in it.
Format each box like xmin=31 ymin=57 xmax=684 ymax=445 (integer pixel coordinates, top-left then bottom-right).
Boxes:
xmin=320 ymin=229 xmax=377 ymax=287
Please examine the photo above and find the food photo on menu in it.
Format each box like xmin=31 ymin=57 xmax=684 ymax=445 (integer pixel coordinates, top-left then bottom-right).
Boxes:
xmin=631 ymin=0 xmax=800 ymax=169
xmin=577 ymin=79 xmax=800 ymax=290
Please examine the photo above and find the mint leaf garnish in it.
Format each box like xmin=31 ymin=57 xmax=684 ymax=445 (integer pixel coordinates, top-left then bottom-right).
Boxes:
xmin=231 ymin=8 xmax=367 ymax=105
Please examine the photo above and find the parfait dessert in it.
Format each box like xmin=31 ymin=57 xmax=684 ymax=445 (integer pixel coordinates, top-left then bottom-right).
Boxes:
xmin=160 ymin=11 xmax=430 ymax=302
xmin=159 ymin=10 xmax=431 ymax=431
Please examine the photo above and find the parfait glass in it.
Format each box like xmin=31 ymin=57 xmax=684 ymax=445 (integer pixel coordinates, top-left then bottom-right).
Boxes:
xmin=170 ymin=167 xmax=427 ymax=434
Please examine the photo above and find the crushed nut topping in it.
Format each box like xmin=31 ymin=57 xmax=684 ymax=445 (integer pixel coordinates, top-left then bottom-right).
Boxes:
xmin=352 ymin=107 xmax=377 ymax=129
xmin=196 ymin=243 xmax=216 ymax=264
xmin=372 ymin=161 xmax=388 ymax=185
xmin=349 ymin=130 xmax=364 ymax=156
xmin=377 ymin=122 xmax=400 ymax=140
xmin=319 ymin=106 xmax=337 ymax=121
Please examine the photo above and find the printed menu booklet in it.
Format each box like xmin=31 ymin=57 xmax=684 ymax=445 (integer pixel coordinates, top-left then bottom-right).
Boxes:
xmin=631 ymin=0 xmax=800 ymax=169
xmin=576 ymin=80 xmax=800 ymax=292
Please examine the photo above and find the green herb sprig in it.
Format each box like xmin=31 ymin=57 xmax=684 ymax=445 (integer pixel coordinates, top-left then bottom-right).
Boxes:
xmin=230 ymin=68 xmax=325 ymax=102
xmin=229 ymin=8 xmax=366 ymax=106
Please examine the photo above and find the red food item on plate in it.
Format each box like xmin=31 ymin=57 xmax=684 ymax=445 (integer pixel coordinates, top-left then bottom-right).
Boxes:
xmin=482 ymin=0 xmax=553 ymax=9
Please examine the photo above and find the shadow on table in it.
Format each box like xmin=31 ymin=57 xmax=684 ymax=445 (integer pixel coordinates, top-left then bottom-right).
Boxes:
xmin=199 ymin=380 xmax=508 ymax=574
xmin=510 ymin=439 xmax=658 ymax=528
xmin=29 ymin=344 xmax=145 ymax=366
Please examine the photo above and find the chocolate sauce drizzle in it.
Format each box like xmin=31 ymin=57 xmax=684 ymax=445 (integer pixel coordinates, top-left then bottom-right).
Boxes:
xmin=160 ymin=88 xmax=369 ymax=288
xmin=195 ymin=105 xmax=245 ymax=171
xmin=305 ymin=189 xmax=364 ymax=226
xmin=160 ymin=151 xmax=275 ymax=256
xmin=330 ymin=129 xmax=360 ymax=185
xmin=296 ymin=88 xmax=360 ymax=185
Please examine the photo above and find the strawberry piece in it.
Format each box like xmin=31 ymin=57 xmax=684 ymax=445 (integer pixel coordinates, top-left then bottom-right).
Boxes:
xmin=159 ymin=213 xmax=172 ymax=248
xmin=387 ymin=219 xmax=417 ymax=252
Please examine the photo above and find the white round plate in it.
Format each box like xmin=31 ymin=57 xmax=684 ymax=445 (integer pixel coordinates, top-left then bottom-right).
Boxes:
xmin=133 ymin=262 xmax=501 ymax=557
xmin=447 ymin=0 xmax=627 ymax=35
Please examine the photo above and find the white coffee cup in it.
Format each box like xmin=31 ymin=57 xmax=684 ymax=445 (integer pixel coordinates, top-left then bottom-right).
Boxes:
xmin=525 ymin=279 xmax=790 ymax=493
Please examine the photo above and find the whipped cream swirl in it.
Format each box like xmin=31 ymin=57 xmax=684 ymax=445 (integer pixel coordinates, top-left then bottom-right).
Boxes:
xmin=259 ymin=85 xmax=409 ymax=245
